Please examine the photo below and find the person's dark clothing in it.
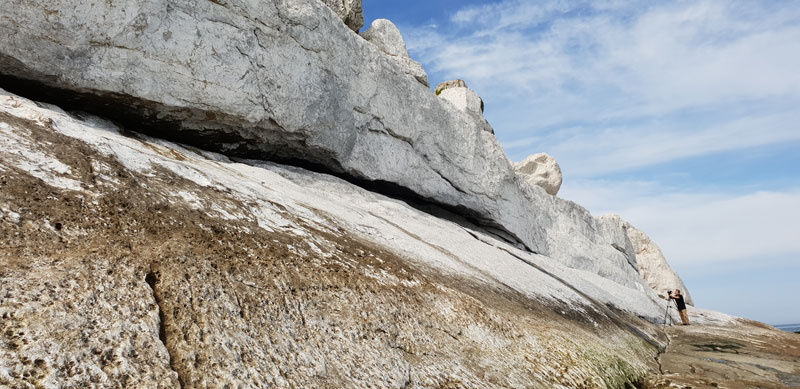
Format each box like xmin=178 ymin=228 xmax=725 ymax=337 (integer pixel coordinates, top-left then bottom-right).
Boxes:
xmin=673 ymin=294 xmax=686 ymax=311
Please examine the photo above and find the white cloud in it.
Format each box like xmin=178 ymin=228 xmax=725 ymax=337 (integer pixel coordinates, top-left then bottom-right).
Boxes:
xmin=537 ymin=110 xmax=800 ymax=176
xmin=404 ymin=0 xmax=800 ymax=175
xmin=560 ymin=180 xmax=800 ymax=267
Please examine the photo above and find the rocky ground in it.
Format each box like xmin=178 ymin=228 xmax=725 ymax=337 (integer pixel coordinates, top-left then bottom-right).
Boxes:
xmin=0 ymin=91 xmax=662 ymax=387
xmin=1 ymin=0 xmax=794 ymax=387
xmin=645 ymin=319 xmax=800 ymax=388
xmin=2 ymin=90 xmax=797 ymax=388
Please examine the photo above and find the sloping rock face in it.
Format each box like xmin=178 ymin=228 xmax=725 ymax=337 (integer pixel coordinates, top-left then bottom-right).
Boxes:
xmin=0 ymin=0 xmax=648 ymax=292
xmin=360 ymin=19 xmax=429 ymax=87
xmin=321 ymin=0 xmax=364 ymax=32
xmin=514 ymin=152 xmax=563 ymax=196
xmin=0 ymin=0 xmax=528 ymax=251
xmin=620 ymin=219 xmax=694 ymax=306
xmin=0 ymin=90 xmax=666 ymax=387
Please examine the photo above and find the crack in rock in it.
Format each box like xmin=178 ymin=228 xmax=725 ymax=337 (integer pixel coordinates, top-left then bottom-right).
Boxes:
xmin=145 ymin=270 xmax=186 ymax=389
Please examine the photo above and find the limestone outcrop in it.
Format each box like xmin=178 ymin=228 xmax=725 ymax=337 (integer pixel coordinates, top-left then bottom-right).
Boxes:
xmin=0 ymin=0 xmax=518 ymax=249
xmin=514 ymin=153 xmax=563 ymax=196
xmin=0 ymin=0 xmax=646 ymax=292
xmin=0 ymin=89 xmax=665 ymax=387
xmin=361 ymin=19 xmax=429 ymax=87
xmin=321 ymin=0 xmax=364 ymax=32
xmin=620 ymin=219 xmax=694 ymax=306
xmin=1 ymin=88 xmax=785 ymax=385
xmin=436 ymin=79 xmax=485 ymax=116
xmin=361 ymin=18 xmax=409 ymax=58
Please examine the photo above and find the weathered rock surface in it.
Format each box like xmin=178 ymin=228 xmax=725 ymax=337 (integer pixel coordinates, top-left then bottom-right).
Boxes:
xmin=620 ymin=219 xmax=694 ymax=306
xmin=361 ymin=19 xmax=409 ymax=58
xmin=0 ymin=0 xmax=650 ymax=294
xmin=434 ymin=79 xmax=467 ymax=95
xmin=0 ymin=89 xmax=666 ymax=387
xmin=514 ymin=152 xmax=563 ymax=196
xmin=645 ymin=319 xmax=800 ymax=388
xmin=0 ymin=0 xmax=523 ymax=252
xmin=321 ymin=0 xmax=364 ymax=32
xmin=435 ymin=79 xmax=485 ymax=118
xmin=361 ymin=19 xmax=429 ymax=87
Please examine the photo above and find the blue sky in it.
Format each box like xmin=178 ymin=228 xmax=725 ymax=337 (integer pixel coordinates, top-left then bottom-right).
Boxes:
xmin=364 ymin=0 xmax=800 ymax=325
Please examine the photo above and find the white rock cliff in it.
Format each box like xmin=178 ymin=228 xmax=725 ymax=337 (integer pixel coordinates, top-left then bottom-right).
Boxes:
xmin=0 ymin=0 xmax=712 ymax=386
xmin=0 ymin=0 xmax=650 ymax=293
xmin=360 ymin=19 xmax=429 ymax=87
xmin=0 ymin=88 xmax=666 ymax=387
xmin=620 ymin=219 xmax=694 ymax=306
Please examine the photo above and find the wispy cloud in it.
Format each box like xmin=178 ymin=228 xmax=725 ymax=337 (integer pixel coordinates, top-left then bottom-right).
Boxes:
xmin=539 ymin=110 xmax=800 ymax=176
xmin=403 ymin=0 xmax=800 ymax=174
xmin=561 ymin=179 xmax=800 ymax=266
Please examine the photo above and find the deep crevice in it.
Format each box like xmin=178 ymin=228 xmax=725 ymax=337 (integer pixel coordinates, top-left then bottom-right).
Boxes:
xmin=0 ymin=72 xmax=532 ymax=251
xmin=145 ymin=270 xmax=186 ymax=388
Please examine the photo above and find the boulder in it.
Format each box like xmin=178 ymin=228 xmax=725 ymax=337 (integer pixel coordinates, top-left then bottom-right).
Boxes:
xmin=620 ymin=219 xmax=694 ymax=306
xmin=360 ymin=19 xmax=408 ymax=58
xmin=361 ymin=19 xmax=428 ymax=87
xmin=435 ymin=80 xmax=485 ymax=117
xmin=321 ymin=0 xmax=364 ymax=32
xmin=0 ymin=0 xmax=645 ymax=291
xmin=514 ymin=153 xmax=563 ymax=196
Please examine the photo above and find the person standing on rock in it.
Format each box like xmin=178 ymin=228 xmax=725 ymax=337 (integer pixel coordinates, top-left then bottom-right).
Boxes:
xmin=669 ymin=289 xmax=690 ymax=325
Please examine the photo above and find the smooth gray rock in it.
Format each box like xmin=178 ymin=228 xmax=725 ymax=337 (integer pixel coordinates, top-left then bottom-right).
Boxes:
xmin=321 ymin=0 xmax=364 ymax=32
xmin=360 ymin=19 xmax=408 ymax=58
xmin=0 ymin=88 xmax=667 ymax=387
xmin=0 ymin=0 xmax=530 ymax=249
xmin=0 ymin=0 xmax=649 ymax=291
xmin=619 ymin=219 xmax=694 ymax=305
xmin=516 ymin=183 xmax=642 ymax=289
xmin=360 ymin=19 xmax=429 ymax=87
xmin=514 ymin=153 xmax=563 ymax=196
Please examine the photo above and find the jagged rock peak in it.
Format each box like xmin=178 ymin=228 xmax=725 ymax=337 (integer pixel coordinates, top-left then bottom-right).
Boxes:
xmin=619 ymin=219 xmax=694 ymax=306
xmin=435 ymin=79 xmax=485 ymax=116
xmin=321 ymin=0 xmax=364 ymax=32
xmin=361 ymin=19 xmax=429 ymax=87
xmin=513 ymin=153 xmax=563 ymax=196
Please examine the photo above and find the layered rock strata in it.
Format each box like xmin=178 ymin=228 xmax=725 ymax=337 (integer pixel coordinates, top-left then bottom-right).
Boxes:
xmin=514 ymin=152 xmax=563 ymax=196
xmin=0 ymin=89 xmax=665 ymax=387
xmin=0 ymin=0 xmax=648 ymax=299
xmin=0 ymin=0 xmax=527 ymax=250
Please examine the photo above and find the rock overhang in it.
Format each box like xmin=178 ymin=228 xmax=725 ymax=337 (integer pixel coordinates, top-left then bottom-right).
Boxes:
xmin=0 ymin=0 xmax=672 ymax=298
